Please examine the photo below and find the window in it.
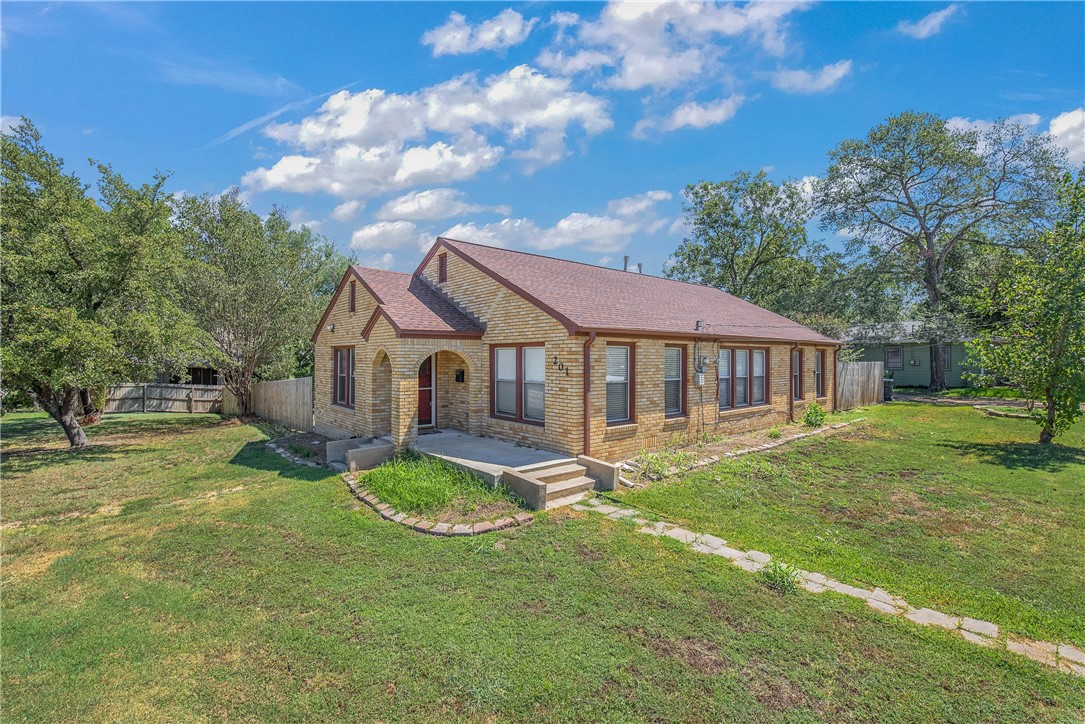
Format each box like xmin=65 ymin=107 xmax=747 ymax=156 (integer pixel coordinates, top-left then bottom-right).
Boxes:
xmin=815 ymin=350 xmax=825 ymax=398
xmin=941 ymin=344 xmax=952 ymax=369
xmin=333 ymin=347 xmax=355 ymax=407
xmin=718 ymin=349 xmax=731 ymax=409
xmin=664 ymin=346 xmax=685 ymax=417
xmin=494 ymin=348 xmax=517 ymax=417
xmin=606 ymin=344 xmax=634 ymax=424
xmin=792 ymin=350 xmax=803 ymax=400
xmin=886 ymin=346 xmax=903 ymax=370
xmin=719 ymin=348 xmax=767 ymax=409
xmin=438 ymin=253 xmax=448 ymax=283
xmin=491 ymin=345 xmax=545 ymax=424
xmin=522 ymin=347 xmax=545 ymax=422
xmin=349 ymin=281 xmax=356 ymax=312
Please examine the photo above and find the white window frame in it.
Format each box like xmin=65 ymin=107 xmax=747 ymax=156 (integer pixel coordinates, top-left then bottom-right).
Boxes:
xmin=606 ymin=345 xmax=632 ymax=424
xmin=886 ymin=346 xmax=903 ymax=370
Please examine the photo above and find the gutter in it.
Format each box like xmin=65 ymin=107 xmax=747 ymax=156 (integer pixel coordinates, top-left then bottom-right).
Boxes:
xmin=582 ymin=331 xmax=596 ymax=456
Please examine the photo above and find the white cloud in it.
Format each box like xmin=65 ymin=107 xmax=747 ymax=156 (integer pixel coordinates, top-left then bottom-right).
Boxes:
xmin=634 ymin=94 xmax=746 ymax=137
xmin=897 ymin=4 xmax=961 ymax=39
xmin=156 ymin=57 xmax=299 ymax=97
xmin=288 ymin=208 xmax=324 ymax=231
xmin=769 ymin=60 xmax=853 ymax=94
xmin=796 ymin=175 xmax=819 ymax=204
xmin=946 ymin=113 xmax=1041 ymax=134
xmin=423 ymin=9 xmax=538 ymax=56
xmin=243 ymin=65 xmax=611 ymax=199
xmin=606 ymin=190 xmax=672 ymax=218
xmin=1050 ymin=108 xmax=1085 ymax=166
xmin=376 ymin=187 xmax=510 ymax=221
xmin=1 ymin=115 xmax=21 ymax=134
xmin=363 ymin=253 xmax=396 ymax=270
xmin=350 ymin=220 xmax=424 ymax=250
xmin=331 ymin=200 xmax=364 ymax=222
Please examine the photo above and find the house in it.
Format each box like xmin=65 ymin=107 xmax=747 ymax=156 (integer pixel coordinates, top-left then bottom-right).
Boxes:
xmin=846 ymin=322 xmax=977 ymax=388
xmin=312 ymin=237 xmax=841 ymax=463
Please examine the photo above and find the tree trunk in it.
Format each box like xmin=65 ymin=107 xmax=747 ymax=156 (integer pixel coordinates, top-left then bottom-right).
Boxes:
xmin=923 ymin=258 xmax=947 ymax=393
xmin=38 ymin=386 xmax=89 ymax=448
xmin=1039 ymin=388 xmax=1055 ymax=444
xmin=928 ymin=340 xmax=947 ymax=392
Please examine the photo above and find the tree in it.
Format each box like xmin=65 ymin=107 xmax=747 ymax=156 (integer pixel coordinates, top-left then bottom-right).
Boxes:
xmin=967 ymin=171 xmax=1085 ymax=443
xmin=1 ymin=119 xmax=196 ymax=446
xmin=174 ymin=191 xmax=339 ymax=415
xmin=816 ymin=111 xmax=1066 ymax=391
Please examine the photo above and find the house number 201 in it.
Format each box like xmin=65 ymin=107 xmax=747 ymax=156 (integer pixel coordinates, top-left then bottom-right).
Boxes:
xmin=552 ymin=355 xmax=570 ymax=376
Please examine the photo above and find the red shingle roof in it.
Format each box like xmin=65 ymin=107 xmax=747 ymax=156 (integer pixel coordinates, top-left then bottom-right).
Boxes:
xmin=352 ymin=266 xmax=483 ymax=337
xmin=430 ymin=238 xmax=839 ymax=345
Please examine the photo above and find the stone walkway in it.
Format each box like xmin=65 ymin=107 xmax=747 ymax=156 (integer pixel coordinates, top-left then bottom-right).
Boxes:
xmin=571 ymin=498 xmax=1085 ymax=678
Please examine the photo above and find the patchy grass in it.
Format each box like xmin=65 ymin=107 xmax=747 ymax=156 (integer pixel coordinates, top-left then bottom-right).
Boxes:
xmin=2 ymin=411 xmax=1084 ymax=720
xmin=360 ymin=451 xmax=521 ymax=521
xmin=616 ymin=403 xmax=1085 ymax=648
xmin=895 ymin=386 xmax=1028 ymax=400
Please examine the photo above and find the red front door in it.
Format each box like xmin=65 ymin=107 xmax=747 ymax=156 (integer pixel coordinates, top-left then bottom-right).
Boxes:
xmin=418 ymin=356 xmax=434 ymax=427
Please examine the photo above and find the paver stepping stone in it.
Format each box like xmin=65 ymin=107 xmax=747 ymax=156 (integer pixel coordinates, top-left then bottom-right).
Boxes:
xmin=800 ymin=580 xmax=827 ymax=593
xmin=745 ymin=550 xmax=771 ymax=564
xmin=825 ymin=580 xmax=872 ymax=600
xmin=1059 ymin=644 xmax=1085 ymax=665
xmin=958 ymin=630 xmax=997 ymax=647
xmin=691 ymin=542 xmax=719 ymax=555
xmin=960 ymin=617 xmax=999 ymax=639
xmin=664 ymin=527 xmax=699 ymax=544
xmin=732 ymin=558 xmax=765 ymax=572
xmin=867 ymin=598 xmax=903 ymax=614
xmin=608 ymin=509 xmax=636 ymax=519
xmin=594 ymin=505 xmax=619 ymax=515
xmin=906 ymin=608 xmax=960 ymax=630
xmin=802 ymin=571 xmax=829 ymax=585
xmin=571 ymin=504 xmax=590 ymax=511
xmin=585 ymin=498 xmax=601 ymax=506
xmin=1008 ymin=639 xmax=1057 ymax=667
xmin=696 ymin=534 xmax=726 ymax=548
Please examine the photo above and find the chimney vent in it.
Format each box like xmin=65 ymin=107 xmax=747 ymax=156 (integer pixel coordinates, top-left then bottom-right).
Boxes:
xmin=623 ymin=255 xmax=629 ymax=271
xmin=636 ymin=263 xmax=643 ymax=274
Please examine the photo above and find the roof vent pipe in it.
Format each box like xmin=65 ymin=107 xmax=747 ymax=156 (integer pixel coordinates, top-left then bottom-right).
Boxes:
xmin=623 ymin=255 xmax=629 ymax=271
xmin=636 ymin=263 xmax=642 ymax=274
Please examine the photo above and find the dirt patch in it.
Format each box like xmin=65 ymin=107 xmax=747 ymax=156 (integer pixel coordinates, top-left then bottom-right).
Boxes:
xmin=706 ymin=599 xmax=757 ymax=633
xmin=649 ymin=636 xmax=731 ymax=675
xmin=575 ymin=544 xmax=604 ymax=562
xmin=275 ymin=432 xmax=331 ymax=465
xmin=1 ymin=502 xmax=124 ymax=530
xmin=742 ymin=658 xmax=819 ymax=711
xmin=428 ymin=499 xmax=524 ymax=524
xmin=2 ymin=548 xmax=70 ymax=582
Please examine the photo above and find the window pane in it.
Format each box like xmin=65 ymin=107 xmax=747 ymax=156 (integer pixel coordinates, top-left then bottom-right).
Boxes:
xmin=496 ymin=380 xmax=516 ymax=416
xmin=718 ymin=350 xmax=730 ymax=378
xmin=664 ymin=347 xmax=681 ymax=379
xmin=815 ymin=351 xmax=822 ymax=374
xmin=719 ymin=378 xmax=731 ymax=409
xmin=753 ymin=375 xmax=765 ymax=404
xmin=496 ymin=348 xmax=516 ymax=381
xmin=665 ymin=380 xmax=682 ymax=415
xmin=736 ymin=377 xmax=748 ymax=406
xmin=523 ymin=382 xmax=545 ymax=421
xmin=753 ymin=350 xmax=764 ymax=377
xmin=523 ymin=347 xmax=545 ymax=382
xmin=736 ymin=349 xmax=748 ymax=377
xmin=606 ymin=382 xmax=629 ymax=422
xmin=606 ymin=346 xmax=629 ymax=382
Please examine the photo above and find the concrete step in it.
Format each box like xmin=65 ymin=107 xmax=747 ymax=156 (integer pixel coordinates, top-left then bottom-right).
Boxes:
xmin=545 ymin=491 xmax=590 ymax=510
xmin=516 ymin=458 xmax=578 ymax=475
xmin=545 ymin=476 xmax=597 ymax=501
xmin=535 ymin=463 xmax=589 ymax=484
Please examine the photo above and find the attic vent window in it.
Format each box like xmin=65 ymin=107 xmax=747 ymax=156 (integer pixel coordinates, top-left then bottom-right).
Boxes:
xmin=438 ymin=253 xmax=448 ymax=283
xmin=349 ymin=281 xmax=356 ymax=312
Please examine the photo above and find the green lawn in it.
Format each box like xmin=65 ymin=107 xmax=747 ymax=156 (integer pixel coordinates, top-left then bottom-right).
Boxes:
xmin=2 ymin=411 xmax=1083 ymax=720
xmin=616 ymin=403 xmax=1085 ymax=648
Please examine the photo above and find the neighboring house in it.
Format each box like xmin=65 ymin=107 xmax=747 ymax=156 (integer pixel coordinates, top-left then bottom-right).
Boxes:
xmin=312 ymin=237 xmax=841 ymax=462
xmin=847 ymin=321 xmax=977 ymax=388
xmin=155 ymin=365 xmax=221 ymax=386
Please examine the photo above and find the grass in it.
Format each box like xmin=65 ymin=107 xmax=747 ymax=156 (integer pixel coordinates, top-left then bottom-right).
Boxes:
xmin=360 ymin=451 xmax=521 ymax=520
xmin=614 ymin=403 xmax=1085 ymax=648
xmin=2 ymin=411 xmax=1084 ymax=720
xmin=895 ymin=386 xmax=1028 ymax=400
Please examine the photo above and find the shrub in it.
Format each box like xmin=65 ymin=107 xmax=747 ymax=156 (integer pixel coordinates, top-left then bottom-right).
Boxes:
xmin=631 ymin=447 xmax=698 ymax=481
xmin=803 ymin=402 xmax=826 ymax=428
xmin=766 ymin=426 xmax=783 ymax=440
xmin=760 ymin=560 xmax=801 ymax=595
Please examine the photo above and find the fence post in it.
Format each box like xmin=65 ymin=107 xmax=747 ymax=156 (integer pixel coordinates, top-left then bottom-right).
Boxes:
xmin=188 ymin=388 xmax=194 ymax=414
xmin=142 ymin=384 xmax=147 ymax=413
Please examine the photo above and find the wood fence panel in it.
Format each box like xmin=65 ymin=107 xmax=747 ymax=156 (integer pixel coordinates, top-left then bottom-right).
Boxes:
xmin=221 ymin=377 xmax=313 ymax=432
xmin=105 ymin=383 xmax=223 ymax=414
xmin=835 ymin=361 xmax=884 ymax=410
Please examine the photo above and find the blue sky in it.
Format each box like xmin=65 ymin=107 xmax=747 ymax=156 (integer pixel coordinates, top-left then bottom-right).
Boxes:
xmin=3 ymin=1 xmax=1083 ymax=275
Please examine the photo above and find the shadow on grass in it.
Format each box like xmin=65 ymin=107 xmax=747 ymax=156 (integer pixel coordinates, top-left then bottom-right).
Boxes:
xmin=938 ymin=439 xmax=1085 ymax=472
xmin=1 ymin=443 xmax=142 ymax=475
xmin=228 ymin=441 xmax=333 ymax=482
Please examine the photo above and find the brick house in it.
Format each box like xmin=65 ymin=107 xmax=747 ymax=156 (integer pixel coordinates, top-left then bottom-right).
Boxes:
xmin=312 ymin=237 xmax=841 ymax=462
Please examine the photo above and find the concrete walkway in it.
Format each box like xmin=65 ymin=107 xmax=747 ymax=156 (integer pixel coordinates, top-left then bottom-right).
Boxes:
xmin=412 ymin=430 xmax=573 ymax=484
xmin=571 ymin=498 xmax=1085 ymax=678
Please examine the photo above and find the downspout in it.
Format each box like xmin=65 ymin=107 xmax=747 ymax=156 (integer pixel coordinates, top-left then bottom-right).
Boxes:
xmin=788 ymin=342 xmax=800 ymax=423
xmin=582 ymin=331 xmax=596 ymax=457
xmin=832 ymin=346 xmax=839 ymax=412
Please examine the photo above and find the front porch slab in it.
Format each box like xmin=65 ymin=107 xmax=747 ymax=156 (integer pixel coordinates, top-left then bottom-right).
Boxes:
xmin=411 ymin=430 xmax=573 ymax=486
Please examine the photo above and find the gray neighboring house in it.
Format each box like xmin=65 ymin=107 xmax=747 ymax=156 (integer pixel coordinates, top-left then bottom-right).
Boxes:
xmin=846 ymin=321 xmax=978 ymax=388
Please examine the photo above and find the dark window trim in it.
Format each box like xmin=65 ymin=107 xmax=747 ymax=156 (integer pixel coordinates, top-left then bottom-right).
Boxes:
xmin=606 ymin=342 xmax=636 ymax=426
xmin=815 ymin=349 xmax=826 ymax=398
xmin=349 ymin=281 xmax=356 ymax=312
xmin=792 ymin=349 xmax=803 ymax=401
xmin=489 ymin=343 xmax=545 ymax=427
xmin=332 ymin=346 xmax=355 ymax=409
xmin=886 ymin=346 xmax=903 ymax=370
xmin=718 ymin=346 xmax=770 ymax=410
xmin=664 ymin=344 xmax=688 ymax=419
xmin=438 ymin=253 xmax=448 ymax=283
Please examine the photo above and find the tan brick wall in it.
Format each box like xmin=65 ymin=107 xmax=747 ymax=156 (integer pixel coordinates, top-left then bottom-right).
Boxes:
xmin=313 ymin=254 xmax=837 ymax=458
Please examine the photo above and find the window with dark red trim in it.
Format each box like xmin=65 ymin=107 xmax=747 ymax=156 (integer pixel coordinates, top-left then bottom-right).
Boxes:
xmin=349 ymin=281 xmax=356 ymax=312
xmin=606 ymin=343 xmax=635 ymax=424
xmin=792 ymin=350 xmax=803 ymax=400
xmin=664 ymin=345 xmax=686 ymax=417
xmin=815 ymin=350 xmax=825 ymax=398
xmin=333 ymin=347 xmax=355 ymax=407
xmin=490 ymin=344 xmax=544 ymax=425
xmin=438 ymin=253 xmax=448 ymax=283
xmin=719 ymin=347 xmax=768 ymax=409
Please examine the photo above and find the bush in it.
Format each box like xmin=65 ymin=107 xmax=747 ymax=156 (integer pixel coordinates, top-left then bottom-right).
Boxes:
xmin=760 ymin=559 xmax=801 ymax=595
xmin=766 ymin=426 xmax=783 ymax=440
xmin=803 ymin=402 xmax=826 ymax=428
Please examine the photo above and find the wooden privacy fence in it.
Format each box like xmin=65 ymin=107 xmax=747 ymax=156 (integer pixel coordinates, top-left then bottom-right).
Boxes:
xmin=222 ymin=376 xmax=313 ymax=432
xmin=835 ymin=361 xmax=884 ymax=410
xmin=105 ymin=383 xmax=223 ymax=414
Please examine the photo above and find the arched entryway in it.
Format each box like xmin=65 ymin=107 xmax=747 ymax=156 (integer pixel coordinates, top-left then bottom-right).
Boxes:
xmin=415 ymin=350 xmax=472 ymax=433
xmin=371 ymin=349 xmax=392 ymax=437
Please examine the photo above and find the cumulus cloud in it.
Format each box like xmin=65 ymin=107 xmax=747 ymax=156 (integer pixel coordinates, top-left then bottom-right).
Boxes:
xmin=897 ymin=4 xmax=961 ymax=39
xmin=634 ymin=95 xmax=746 ymax=137
xmin=1049 ymin=108 xmax=1084 ymax=166
xmin=769 ymin=60 xmax=853 ymax=94
xmin=945 ymin=112 xmax=1042 ymax=134
xmin=376 ymin=187 xmax=510 ymax=221
xmin=423 ymin=8 xmax=538 ymax=56
xmin=0 ymin=115 xmax=20 ymax=134
xmin=331 ymin=200 xmax=364 ymax=222
xmin=350 ymin=220 xmax=425 ymax=250
xmin=242 ymin=65 xmax=611 ymax=199
xmin=362 ymin=252 xmax=396 ymax=270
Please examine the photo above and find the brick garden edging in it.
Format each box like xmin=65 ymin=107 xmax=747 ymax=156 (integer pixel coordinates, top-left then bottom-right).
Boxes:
xmin=265 ymin=440 xmax=322 ymax=468
xmin=571 ymin=498 xmax=1085 ymax=678
xmin=340 ymin=471 xmax=534 ymax=536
